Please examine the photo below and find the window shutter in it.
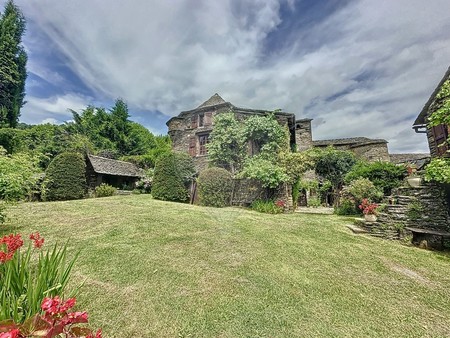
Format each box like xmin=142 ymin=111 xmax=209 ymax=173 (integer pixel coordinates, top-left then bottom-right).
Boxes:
xmin=188 ymin=136 xmax=196 ymax=156
xmin=204 ymin=112 xmax=213 ymax=126
xmin=432 ymin=124 xmax=449 ymax=156
xmin=191 ymin=115 xmax=198 ymax=129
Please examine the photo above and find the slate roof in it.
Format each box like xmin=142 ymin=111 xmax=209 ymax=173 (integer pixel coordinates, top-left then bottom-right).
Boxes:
xmin=413 ymin=66 xmax=450 ymax=127
xmin=389 ymin=153 xmax=430 ymax=170
xmin=87 ymin=155 xmax=143 ymax=177
xmin=313 ymin=137 xmax=387 ymax=147
xmin=197 ymin=93 xmax=226 ymax=109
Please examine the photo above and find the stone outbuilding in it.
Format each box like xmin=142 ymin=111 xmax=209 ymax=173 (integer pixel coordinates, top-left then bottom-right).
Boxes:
xmin=85 ymin=155 xmax=143 ymax=190
xmin=312 ymin=137 xmax=390 ymax=162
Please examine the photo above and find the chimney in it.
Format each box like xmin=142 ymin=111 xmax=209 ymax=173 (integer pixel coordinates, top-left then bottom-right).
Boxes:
xmin=295 ymin=119 xmax=313 ymax=152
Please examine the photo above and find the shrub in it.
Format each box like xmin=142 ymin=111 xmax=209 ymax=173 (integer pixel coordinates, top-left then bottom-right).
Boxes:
xmin=345 ymin=161 xmax=407 ymax=195
xmin=42 ymin=152 xmax=87 ymax=201
xmin=197 ymin=167 xmax=233 ymax=207
xmin=334 ymin=199 xmax=360 ymax=215
xmin=307 ymin=196 xmax=321 ymax=208
xmin=0 ymin=233 xmax=78 ymax=323
xmin=0 ymin=152 xmax=40 ymax=201
xmin=152 ymin=152 xmax=195 ymax=202
xmin=346 ymin=178 xmax=383 ymax=203
xmin=250 ymin=200 xmax=283 ymax=214
xmin=240 ymin=156 xmax=288 ymax=188
xmin=94 ymin=183 xmax=116 ymax=198
xmin=134 ymin=169 xmax=153 ymax=194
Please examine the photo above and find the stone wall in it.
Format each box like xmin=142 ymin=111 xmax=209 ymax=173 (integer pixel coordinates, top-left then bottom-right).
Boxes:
xmin=230 ymin=179 xmax=293 ymax=212
xmin=351 ymin=143 xmax=390 ymax=162
xmin=378 ymin=183 xmax=450 ymax=232
xmin=295 ymin=119 xmax=313 ymax=151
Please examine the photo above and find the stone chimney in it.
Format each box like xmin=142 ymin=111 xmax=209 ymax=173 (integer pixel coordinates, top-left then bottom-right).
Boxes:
xmin=295 ymin=119 xmax=313 ymax=152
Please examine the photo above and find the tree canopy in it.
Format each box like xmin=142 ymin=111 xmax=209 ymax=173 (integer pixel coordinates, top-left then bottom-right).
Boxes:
xmin=0 ymin=0 xmax=27 ymax=128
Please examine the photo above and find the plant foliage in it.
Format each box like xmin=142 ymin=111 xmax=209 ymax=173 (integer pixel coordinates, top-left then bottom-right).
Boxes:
xmin=0 ymin=0 xmax=27 ymax=128
xmin=345 ymin=160 xmax=407 ymax=195
xmin=424 ymin=158 xmax=450 ymax=184
xmin=197 ymin=167 xmax=233 ymax=207
xmin=94 ymin=183 xmax=116 ymax=198
xmin=0 ymin=151 xmax=39 ymax=201
xmin=152 ymin=152 xmax=195 ymax=202
xmin=42 ymin=152 xmax=87 ymax=201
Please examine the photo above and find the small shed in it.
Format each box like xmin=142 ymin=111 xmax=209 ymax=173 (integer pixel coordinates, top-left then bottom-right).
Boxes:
xmin=86 ymin=155 xmax=143 ymax=190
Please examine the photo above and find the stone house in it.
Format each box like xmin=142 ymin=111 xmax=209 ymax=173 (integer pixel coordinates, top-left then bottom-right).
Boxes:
xmin=85 ymin=155 xmax=143 ymax=190
xmin=167 ymin=93 xmax=392 ymax=171
xmin=167 ymin=93 xmax=312 ymax=171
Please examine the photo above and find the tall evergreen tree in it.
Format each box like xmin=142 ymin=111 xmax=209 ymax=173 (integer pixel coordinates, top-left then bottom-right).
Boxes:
xmin=0 ymin=0 xmax=27 ymax=128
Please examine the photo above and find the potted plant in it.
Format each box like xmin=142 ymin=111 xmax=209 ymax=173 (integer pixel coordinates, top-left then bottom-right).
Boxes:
xmin=359 ymin=198 xmax=378 ymax=222
xmin=406 ymin=164 xmax=422 ymax=188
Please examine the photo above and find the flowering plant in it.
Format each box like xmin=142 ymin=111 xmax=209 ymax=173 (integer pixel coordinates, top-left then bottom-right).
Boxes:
xmin=358 ymin=199 xmax=378 ymax=215
xmin=0 ymin=232 xmax=78 ymax=323
xmin=275 ymin=200 xmax=286 ymax=209
xmin=0 ymin=296 xmax=101 ymax=338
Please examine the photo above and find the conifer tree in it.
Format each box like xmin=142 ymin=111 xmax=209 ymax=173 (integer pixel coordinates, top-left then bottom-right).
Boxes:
xmin=0 ymin=0 xmax=27 ymax=128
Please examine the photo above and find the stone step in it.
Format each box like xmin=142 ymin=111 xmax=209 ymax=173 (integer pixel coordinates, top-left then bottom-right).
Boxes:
xmin=346 ymin=224 xmax=368 ymax=234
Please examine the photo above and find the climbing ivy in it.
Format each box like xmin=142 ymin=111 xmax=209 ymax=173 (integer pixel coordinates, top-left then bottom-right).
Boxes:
xmin=429 ymin=79 xmax=450 ymax=128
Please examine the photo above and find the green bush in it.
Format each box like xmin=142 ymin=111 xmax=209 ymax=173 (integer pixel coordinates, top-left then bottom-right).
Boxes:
xmin=152 ymin=152 xmax=195 ymax=202
xmin=345 ymin=161 xmax=407 ymax=195
xmin=42 ymin=152 xmax=87 ymax=201
xmin=334 ymin=199 xmax=360 ymax=215
xmin=346 ymin=178 xmax=383 ymax=203
xmin=0 ymin=151 xmax=40 ymax=201
xmin=94 ymin=183 xmax=117 ymax=197
xmin=250 ymin=200 xmax=283 ymax=214
xmin=307 ymin=196 xmax=321 ymax=208
xmin=197 ymin=167 xmax=233 ymax=207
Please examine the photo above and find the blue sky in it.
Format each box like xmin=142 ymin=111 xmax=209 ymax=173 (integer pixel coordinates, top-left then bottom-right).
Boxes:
xmin=9 ymin=0 xmax=450 ymax=152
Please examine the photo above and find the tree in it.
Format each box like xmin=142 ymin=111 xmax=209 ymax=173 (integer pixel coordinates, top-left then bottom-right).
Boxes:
xmin=312 ymin=147 xmax=356 ymax=206
xmin=0 ymin=0 xmax=27 ymax=128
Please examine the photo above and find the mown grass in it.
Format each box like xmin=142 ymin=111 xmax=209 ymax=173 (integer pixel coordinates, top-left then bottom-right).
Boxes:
xmin=4 ymin=195 xmax=450 ymax=337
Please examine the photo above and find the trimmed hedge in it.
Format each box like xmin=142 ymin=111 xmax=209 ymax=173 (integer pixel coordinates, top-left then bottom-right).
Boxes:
xmin=43 ymin=152 xmax=87 ymax=201
xmin=152 ymin=152 xmax=195 ymax=202
xmin=197 ymin=167 xmax=233 ymax=207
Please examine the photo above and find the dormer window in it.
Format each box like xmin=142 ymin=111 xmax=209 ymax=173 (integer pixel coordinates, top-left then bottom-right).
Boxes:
xmin=198 ymin=113 xmax=204 ymax=127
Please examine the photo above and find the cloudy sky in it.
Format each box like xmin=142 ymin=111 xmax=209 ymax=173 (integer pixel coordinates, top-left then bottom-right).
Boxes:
xmin=10 ymin=0 xmax=450 ymax=153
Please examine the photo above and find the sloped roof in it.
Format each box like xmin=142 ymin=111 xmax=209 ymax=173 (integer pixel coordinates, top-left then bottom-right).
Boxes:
xmin=313 ymin=137 xmax=387 ymax=147
xmin=414 ymin=66 xmax=450 ymax=127
xmin=87 ymin=155 xmax=143 ymax=177
xmin=389 ymin=153 xmax=430 ymax=170
xmin=197 ymin=93 xmax=226 ymax=109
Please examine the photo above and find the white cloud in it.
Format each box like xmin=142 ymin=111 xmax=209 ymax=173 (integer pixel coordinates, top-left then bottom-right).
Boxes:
xmin=15 ymin=0 xmax=450 ymax=152
xmin=20 ymin=93 xmax=92 ymax=124
xmin=40 ymin=117 xmax=58 ymax=125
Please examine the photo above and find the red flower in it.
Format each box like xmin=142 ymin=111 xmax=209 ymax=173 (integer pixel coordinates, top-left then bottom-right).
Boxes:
xmin=275 ymin=200 xmax=285 ymax=208
xmin=0 ymin=234 xmax=23 ymax=263
xmin=358 ymin=199 xmax=378 ymax=215
xmin=0 ymin=329 xmax=20 ymax=338
xmin=29 ymin=232 xmax=45 ymax=249
xmin=87 ymin=329 xmax=102 ymax=338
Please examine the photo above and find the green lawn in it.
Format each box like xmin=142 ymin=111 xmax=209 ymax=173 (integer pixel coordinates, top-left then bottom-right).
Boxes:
xmin=4 ymin=195 xmax=450 ymax=337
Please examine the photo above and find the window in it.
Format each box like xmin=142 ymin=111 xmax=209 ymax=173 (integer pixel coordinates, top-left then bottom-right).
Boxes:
xmin=198 ymin=113 xmax=204 ymax=127
xmin=198 ymin=134 xmax=209 ymax=155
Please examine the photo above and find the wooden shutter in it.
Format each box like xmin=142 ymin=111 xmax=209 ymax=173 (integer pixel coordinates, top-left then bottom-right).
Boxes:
xmin=204 ymin=112 xmax=213 ymax=126
xmin=191 ymin=115 xmax=198 ymax=129
xmin=188 ymin=136 xmax=196 ymax=156
xmin=432 ymin=124 xmax=449 ymax=156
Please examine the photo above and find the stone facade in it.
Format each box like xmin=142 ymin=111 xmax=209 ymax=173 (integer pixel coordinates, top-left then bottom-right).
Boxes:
xmin=313 ymin=136 xmax=390 ymax=162
xmin=167 ymin=94 xmax=297 ymax=172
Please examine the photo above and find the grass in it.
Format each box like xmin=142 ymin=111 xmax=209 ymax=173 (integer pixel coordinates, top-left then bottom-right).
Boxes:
xmin=4 ymin=195 xmax=450 ymax=337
